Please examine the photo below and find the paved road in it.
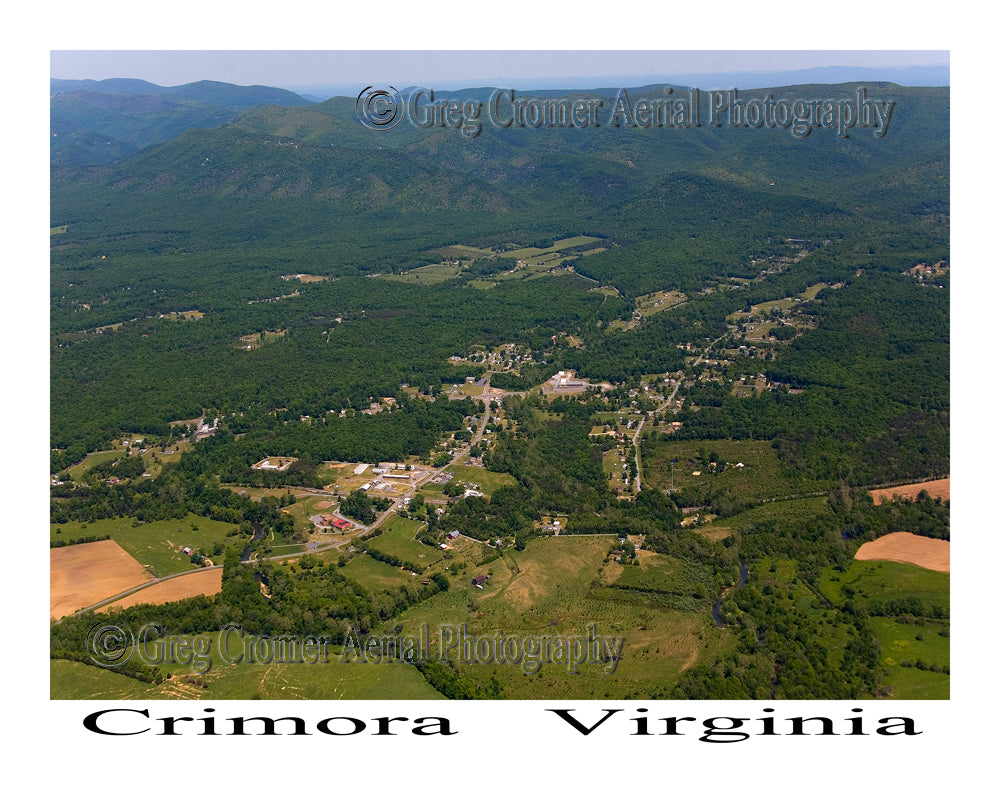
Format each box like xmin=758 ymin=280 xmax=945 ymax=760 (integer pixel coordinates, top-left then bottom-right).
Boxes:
xmin=62 ymin=564 xmax=223 ymax=619
xmin=630 ymin=332 xmax=729 ymax=494
xmin=255 ymin=378 xmax=496 ymax=561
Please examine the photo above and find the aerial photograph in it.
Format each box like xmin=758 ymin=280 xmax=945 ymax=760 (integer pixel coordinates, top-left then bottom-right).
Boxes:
xmin=49 ymin=49 xmax=950 ymax=705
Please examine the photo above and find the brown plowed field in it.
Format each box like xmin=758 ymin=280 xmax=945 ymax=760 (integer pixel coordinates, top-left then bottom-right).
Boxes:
xmin=97 ymin=569 xmax=222 ymax=612
xmin=870 ymin=478 xmax=949 ymax=506
xmin=51 ymin=539 xmax=153 ymax=619
xmin=854 ymin=531 xmax=950 ymax=572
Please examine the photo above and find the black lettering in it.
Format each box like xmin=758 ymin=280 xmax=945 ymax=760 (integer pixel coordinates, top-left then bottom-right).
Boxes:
xmin=83 ymin=708 xmax=150 ymax=736
xmin=547 ymin=708 xmax=621 ymax=735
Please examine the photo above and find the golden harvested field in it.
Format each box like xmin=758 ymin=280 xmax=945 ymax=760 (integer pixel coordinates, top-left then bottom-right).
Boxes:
xmin=870 ymin=478 xmax=949 ymax=505
xmin=96 ymin=569 xmax=222 ymax=612
xmin=51 ymin=540 xmax=153 ymax=619
xmin=855 ymin=531 xmax=950 ymax=573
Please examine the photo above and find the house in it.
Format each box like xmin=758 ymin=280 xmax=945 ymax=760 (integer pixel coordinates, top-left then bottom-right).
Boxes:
xmin=472 ymin=574 xmax=489 ymax=588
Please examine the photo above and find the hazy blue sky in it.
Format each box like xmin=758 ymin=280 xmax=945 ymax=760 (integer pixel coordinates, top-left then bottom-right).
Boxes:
xmin=50 ymin=50 xmax=948 ymax=90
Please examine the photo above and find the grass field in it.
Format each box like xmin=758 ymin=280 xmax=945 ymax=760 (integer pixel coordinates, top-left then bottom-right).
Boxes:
xmin=643 ymin=438 xmax=831 ymax=506
xmin=340 ymin=554 xmax=419 ymax=590
xmin=66 ymin=449 xmax=122 ymax=481
xmin=691 ymin=496 xmax=829 ymax=539
xmin=611 ymin=552 xmax=710 ymax=596
xmin=819 ymin=560 xmax=949 ymax=611
xmin=635 ymin=290 xmax=687 ymax=317
xmin=51 ymin=513 xmax=237 ymax=577
xmin=432 ymin=244 xmax=493 ymax=260
xmin=503 ymin=236 xmax=602 ymax=261
xmin=51 ymin=633 xmax=446 ymax=700
xmin=869 ymin=618 xmax=949 ymax=699
xmin=388 ymin=535 xmax=731 ymax=698
xmin=365 ymin=514 xmax=444 ymax=567
xmin=799 ymin=282 xmax=829 ymax=300
xmin=448 ymin=464 xmax=517 ymax=496
xmin=381 ymin=261 xmax=462 ymax=285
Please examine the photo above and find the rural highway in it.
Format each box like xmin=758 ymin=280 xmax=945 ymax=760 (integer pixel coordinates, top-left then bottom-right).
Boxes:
xmin=246 ymin=380 xmax=495 ymax=561
xmin=630 ymin=332 xmax=729 ymax=494
xmin=61 ymin=563 xmax=223 ymax=620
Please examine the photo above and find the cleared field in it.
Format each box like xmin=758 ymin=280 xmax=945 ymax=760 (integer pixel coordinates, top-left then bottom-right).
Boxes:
xmin=51 ymin=636 xmax=446 ymax=700
xmin=870 ymin=478 xmax=950 ymax=505
xmin=449 ymin=464 xmax=517 ymax=496
xmin=855 ymin=531 xmax=950 ymax=573
xmin=799 ymin=282 xmax=829 ymax=300
xmin=432 ymin=244 xmax=493 ymax=259
xmin=504 ymin=236 xmax=600 ymax=264
xmin=365 ymin=515 xmax=444 ymax=567
xmin=612 ymin=553 xmax=710 ymax=596
xmin=96 ymin=568 xmax=222 ymax=612
xmin=66 ymin=449 xmax=122 ymax=481
xmin=340 ymin=554 xmax=417 ymax=590
xmin=391 ymin=535 xmax=731 ymax=698
xmin=870 ymin=617 xmax=949 ymax=699
xmin=51 ymin=513 xmax=236 ymax=577
xmin=237 ymin=329 xmax=286 ymax=349
xmin=819 ymin=559 xmax=949 ymax=612
xmin=51 ymin=539 xmax=152 ymax=619
xmin=381 ymin=262 xmax=461 ymax=285
xmin=692 ymin=496 xmax=829 ymax=538
xmin=644 ymin=439 xmax=831 ymax=505
xmin=159 ymin=310 xmax=204 ymax=320
xmin=635 ymin=290 xmax=687 ymax=317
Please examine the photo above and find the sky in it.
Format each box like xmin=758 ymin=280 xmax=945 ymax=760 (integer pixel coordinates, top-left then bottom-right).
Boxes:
xmin=50 ymin=49 xmax=949 ymax=92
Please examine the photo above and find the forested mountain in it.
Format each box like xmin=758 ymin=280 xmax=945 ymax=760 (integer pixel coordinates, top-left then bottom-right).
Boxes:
xmin=50 ymin=81 xmax=948 ymax=460
xmin=50 ymin=78 xmax=312 ymax=166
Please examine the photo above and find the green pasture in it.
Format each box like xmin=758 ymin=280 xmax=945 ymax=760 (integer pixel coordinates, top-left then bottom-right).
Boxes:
xmin=381 ymin=261 xmax=462 ymax=285
xmin=819 ymin=560 xmax=950 ymax=612
xmin=692 ymin=496 xmax=829 ymax=539
xmin=51 ymin=632 xmax=445 ymax=700
xmin=365 ymin=514 xmax=443 ymax=567
xmin=612 ymin=553 xmax=710 ymax=596
xmin=870 ymin=618 xmax=949 ymax=699
xmin=66 ymin=449 xmax=122 ymax=481
xmin=635 ymin=290 xmax=687 ymax=317
xmin=643 ymin=438 xmax=831 ymax=507
xmin=340 ymin=554 xmax=417 ymax=590
xmin=448 ymin=464 xmax=517 ymax=496
xmin=390 ymin=535 xmax=731 ymax=698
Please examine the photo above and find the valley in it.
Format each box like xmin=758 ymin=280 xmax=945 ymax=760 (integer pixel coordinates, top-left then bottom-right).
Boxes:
xmin=50 ymin=78 xmax=949 ymax=701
